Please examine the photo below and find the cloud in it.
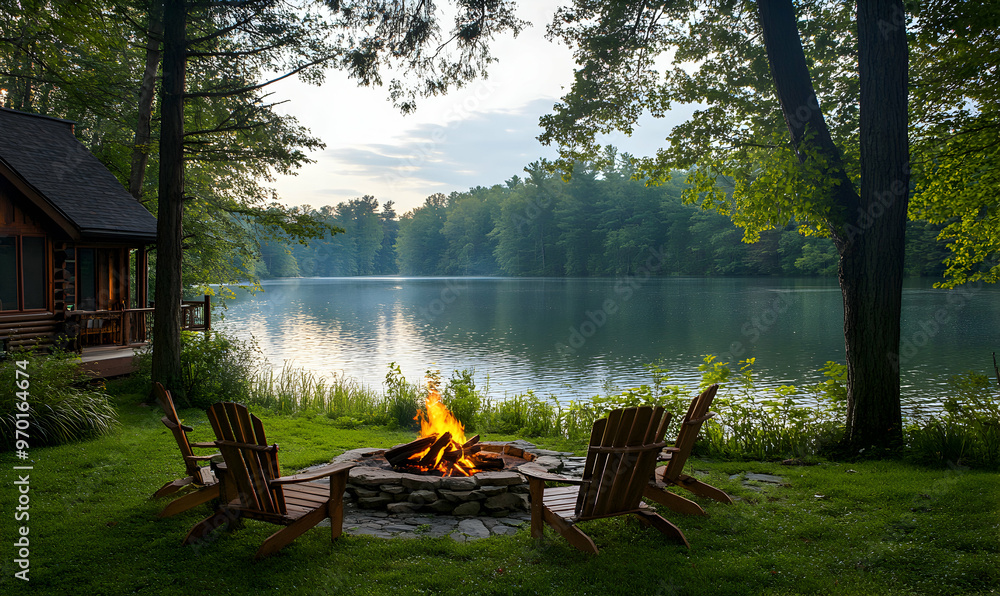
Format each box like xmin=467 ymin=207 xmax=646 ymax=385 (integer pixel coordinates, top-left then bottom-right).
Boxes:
xmin=323 ymin=98 xmax=560 ymax=195
xmin=315 ymin=97 xmax=697 ymax=211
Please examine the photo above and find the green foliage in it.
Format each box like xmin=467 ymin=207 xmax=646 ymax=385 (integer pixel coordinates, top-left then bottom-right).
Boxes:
xmin=262 ymin=157 xmax=944 ymax=279
xmin=539 ymin=1 xmax=861 ymax=239
xmin=477 ymin=391 xmax=561 ymax=438
xmin=225 ymin=354 xmax=995 ymax=469
xmin=384 ymin=362 xmax=421 ymax=430
xmin=440 ymin=369 xmax=482 ymax=431
xmin=908 ymin=2 xmax=1000 ymax=288
xmin=131 ymin=330 xmax=261 ymax=409
xmin=0 ymin=0 xmax=526 ymax=290
xmin=0 ymin=349 xmax=117 ymax=449
xmin=697 ymin=358 xmax=847 ymax=461
xmin=245 ymin=363 xmax=420 ymax=430
xmin=905 ymin=372 xmax=1000 ymax=468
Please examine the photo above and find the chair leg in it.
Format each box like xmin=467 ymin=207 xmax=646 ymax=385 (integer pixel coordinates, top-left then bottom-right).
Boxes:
xmin=153 ymin=476 xmax=194 ymax=499
xmin=255 ymin=506 xmax=328 ymax=559
xmin=528 ymin=478 xmax=545 ymax=540
xmin=642 ymin=484 xmax=707 ymax=516
xmin=675 ymin=474 xmax=734 ymax=504
xmin=328 ymin=471 xmax=349 ymax=540
xmin=183 ymin=507 xmax=241 ymax=546
xmin=544 ymin=508 xmax=599 ymax=554
xmin=635 ymin=509 xmax=690 ymax=549
xmin=158 ymin=484 xmax=220 ymax=518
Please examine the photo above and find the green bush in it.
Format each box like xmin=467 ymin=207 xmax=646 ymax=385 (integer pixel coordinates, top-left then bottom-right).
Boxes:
xmin=132 ymin=330 xmax=262 ymax=409
xmin=441 ymin=369 xmax=482 ymax=431
xmin=385 ymin=362 xmax=421 ymax=430
xmin=0 ymin=349 xmax=118 ymax=449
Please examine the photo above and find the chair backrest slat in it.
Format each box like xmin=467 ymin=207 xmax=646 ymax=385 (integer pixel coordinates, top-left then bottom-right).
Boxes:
xmin=153 ymin=383 xmax=200 ymax=478
xmin=622 ymin=406 xmax=670 ymax=507
xmin=599 ymin=407 xmax=651 ymax=514
xmin=576 ymin=415 xmax=611 ymax=515
xmin=251 ymin=411 xmax=284 ymax=511
xmin=663 ymin=384 xmax=719 ymax=482
xmin=207 ymin=403 xmax=284 ymax=515
xmin=577 ymin=406 xmax=672 ymax=520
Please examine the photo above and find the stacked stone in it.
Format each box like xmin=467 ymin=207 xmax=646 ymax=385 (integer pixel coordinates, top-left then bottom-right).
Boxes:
xmin=344 ymin=468 xmax=529 ymax=517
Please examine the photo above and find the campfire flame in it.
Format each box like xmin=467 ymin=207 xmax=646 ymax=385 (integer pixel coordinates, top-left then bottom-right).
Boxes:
xmin=410 ymin=382 xmax=479 ymax=476
xmin=417 ymin=383 xmax=467 ymax=446
xmin=383 ymin=378 xmax=506 ymax=477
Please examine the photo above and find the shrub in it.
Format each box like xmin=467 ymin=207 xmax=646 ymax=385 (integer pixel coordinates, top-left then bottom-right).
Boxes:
xmin=441 ymin=369 xmax=482 ymax=432
xmin=132 ymin=330 xmax=262 ymax=409
xmin=0 ymin=349 xmax=118 ymax=449
xmin=385 ymin=362 xmax=421 ymax=430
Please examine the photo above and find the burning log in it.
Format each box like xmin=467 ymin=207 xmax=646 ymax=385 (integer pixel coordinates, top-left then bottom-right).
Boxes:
xmin=471 ymin=452 xmax=504 ymax=470
xmin=384 ymin=435 xmax=436 ymax=466
xmin=417 ymin=432 xmax=453 ymax=468
xmin=462 ymin=435 xmax=480 ymax=449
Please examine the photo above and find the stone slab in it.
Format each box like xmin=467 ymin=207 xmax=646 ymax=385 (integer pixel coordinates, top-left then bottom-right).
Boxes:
xmin=746 ymin=473 xmax=786 ymax=484
xmin=475 ymin=471 xmax=525 ymax=486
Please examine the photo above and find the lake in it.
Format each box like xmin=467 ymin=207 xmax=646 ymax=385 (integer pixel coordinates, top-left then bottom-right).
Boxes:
xmin=215 ymin=277 xmax=999 ymax=409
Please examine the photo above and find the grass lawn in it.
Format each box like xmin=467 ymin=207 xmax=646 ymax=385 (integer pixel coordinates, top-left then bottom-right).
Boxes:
xmin=3 ymin=394 xmax=998 ymax=595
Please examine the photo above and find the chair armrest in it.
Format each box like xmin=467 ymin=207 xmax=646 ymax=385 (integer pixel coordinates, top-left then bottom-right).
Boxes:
xmin=684 ymin=412 xmax=716 ymax=425
xmin=656 ymin=447 xmax=680 ymax=461
xmin=270 ymin=462 xmax=356 ymax=486
xmin=184 ymin=454 xmax=219 ymax=462
xmin=215 ymin=440 xmax=278 ymax=453
xmin=189 ymin=442 xmax=216 ymax=449
xmin=520 ymin=464 xmax=585 ymax=485
xmin=160 ymin=416 xmax=194 ymax=433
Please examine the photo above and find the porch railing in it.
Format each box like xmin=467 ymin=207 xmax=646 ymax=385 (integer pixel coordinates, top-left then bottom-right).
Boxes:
xmin=70 ymin=295 xmax=211 ymax=348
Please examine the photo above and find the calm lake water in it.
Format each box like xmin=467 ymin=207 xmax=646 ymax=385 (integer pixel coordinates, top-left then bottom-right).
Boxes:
xmin=216 ymin=277 xmax=999 ymax=408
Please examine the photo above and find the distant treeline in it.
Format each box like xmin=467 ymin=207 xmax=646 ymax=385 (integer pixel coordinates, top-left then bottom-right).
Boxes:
xmin=256 ymin=162 xmax=949 ymax=279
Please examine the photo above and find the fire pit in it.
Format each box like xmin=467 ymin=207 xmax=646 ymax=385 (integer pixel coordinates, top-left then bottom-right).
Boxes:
xmin=333 ymin=380 xmax=539 ymax=516
xmin=335 ymin=443 xmax=536 ymax=516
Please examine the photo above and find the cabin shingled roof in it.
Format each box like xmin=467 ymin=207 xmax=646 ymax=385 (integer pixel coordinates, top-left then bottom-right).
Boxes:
xmin=0 ymin=107 xmax=157 ymax=241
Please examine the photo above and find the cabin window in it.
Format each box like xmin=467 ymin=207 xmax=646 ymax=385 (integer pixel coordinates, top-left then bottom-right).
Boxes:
xmin=0 ymin=234 xmax=47 ymax=312
xmin=78 ymin=248 xmax=96 ymax=311
xmin=0 ymin=236 xmax=16 ymax=310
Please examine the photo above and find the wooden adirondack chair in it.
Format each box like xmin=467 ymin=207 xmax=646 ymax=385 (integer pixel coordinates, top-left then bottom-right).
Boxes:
xmin=522 ymin=406 xmax=690 ymax=554
xmin=183 ymin=402 xmax=355 ymax=559
xmin=152 ymin=382 xmax=221 ymax=517
xmin=643 ymin=383 xmax=734 ymax=515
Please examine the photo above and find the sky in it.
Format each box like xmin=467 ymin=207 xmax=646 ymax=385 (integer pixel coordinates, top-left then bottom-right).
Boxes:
xmin=267 ymin=2 xmax=696 ymax=215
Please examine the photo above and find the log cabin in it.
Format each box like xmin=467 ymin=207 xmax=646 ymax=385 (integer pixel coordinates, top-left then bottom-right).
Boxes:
xmin=0 ymin=107 xmax=208 ymax=375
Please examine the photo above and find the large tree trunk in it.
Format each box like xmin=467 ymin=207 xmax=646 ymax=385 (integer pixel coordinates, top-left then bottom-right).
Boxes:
xmin=129 ymin=0 xmax=164 ymax=201
xmin=757 ymin=0 xmax=908 ymax=453
xmin=843 ymin=0 xmax=909 ymax=451
xmin=151 ymin=0 xmax=186 ymax=390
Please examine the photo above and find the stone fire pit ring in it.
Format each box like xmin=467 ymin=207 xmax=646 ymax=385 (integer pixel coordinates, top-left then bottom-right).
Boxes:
xmin=332 ymin=442 xmax=541 ymax=518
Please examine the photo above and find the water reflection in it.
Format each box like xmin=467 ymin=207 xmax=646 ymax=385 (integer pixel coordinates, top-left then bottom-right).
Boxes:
xmin=216 ymin=277 xmax=998 ymax=406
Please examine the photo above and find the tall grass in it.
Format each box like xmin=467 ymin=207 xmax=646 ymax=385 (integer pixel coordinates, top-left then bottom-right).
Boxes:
xmin=906 ymin=372 xmax=1000 ymax=468
xmin=247 ymin=362 xmax=422 ymax=429
xmin=0 ymin=348 xmax=118 ymax=448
